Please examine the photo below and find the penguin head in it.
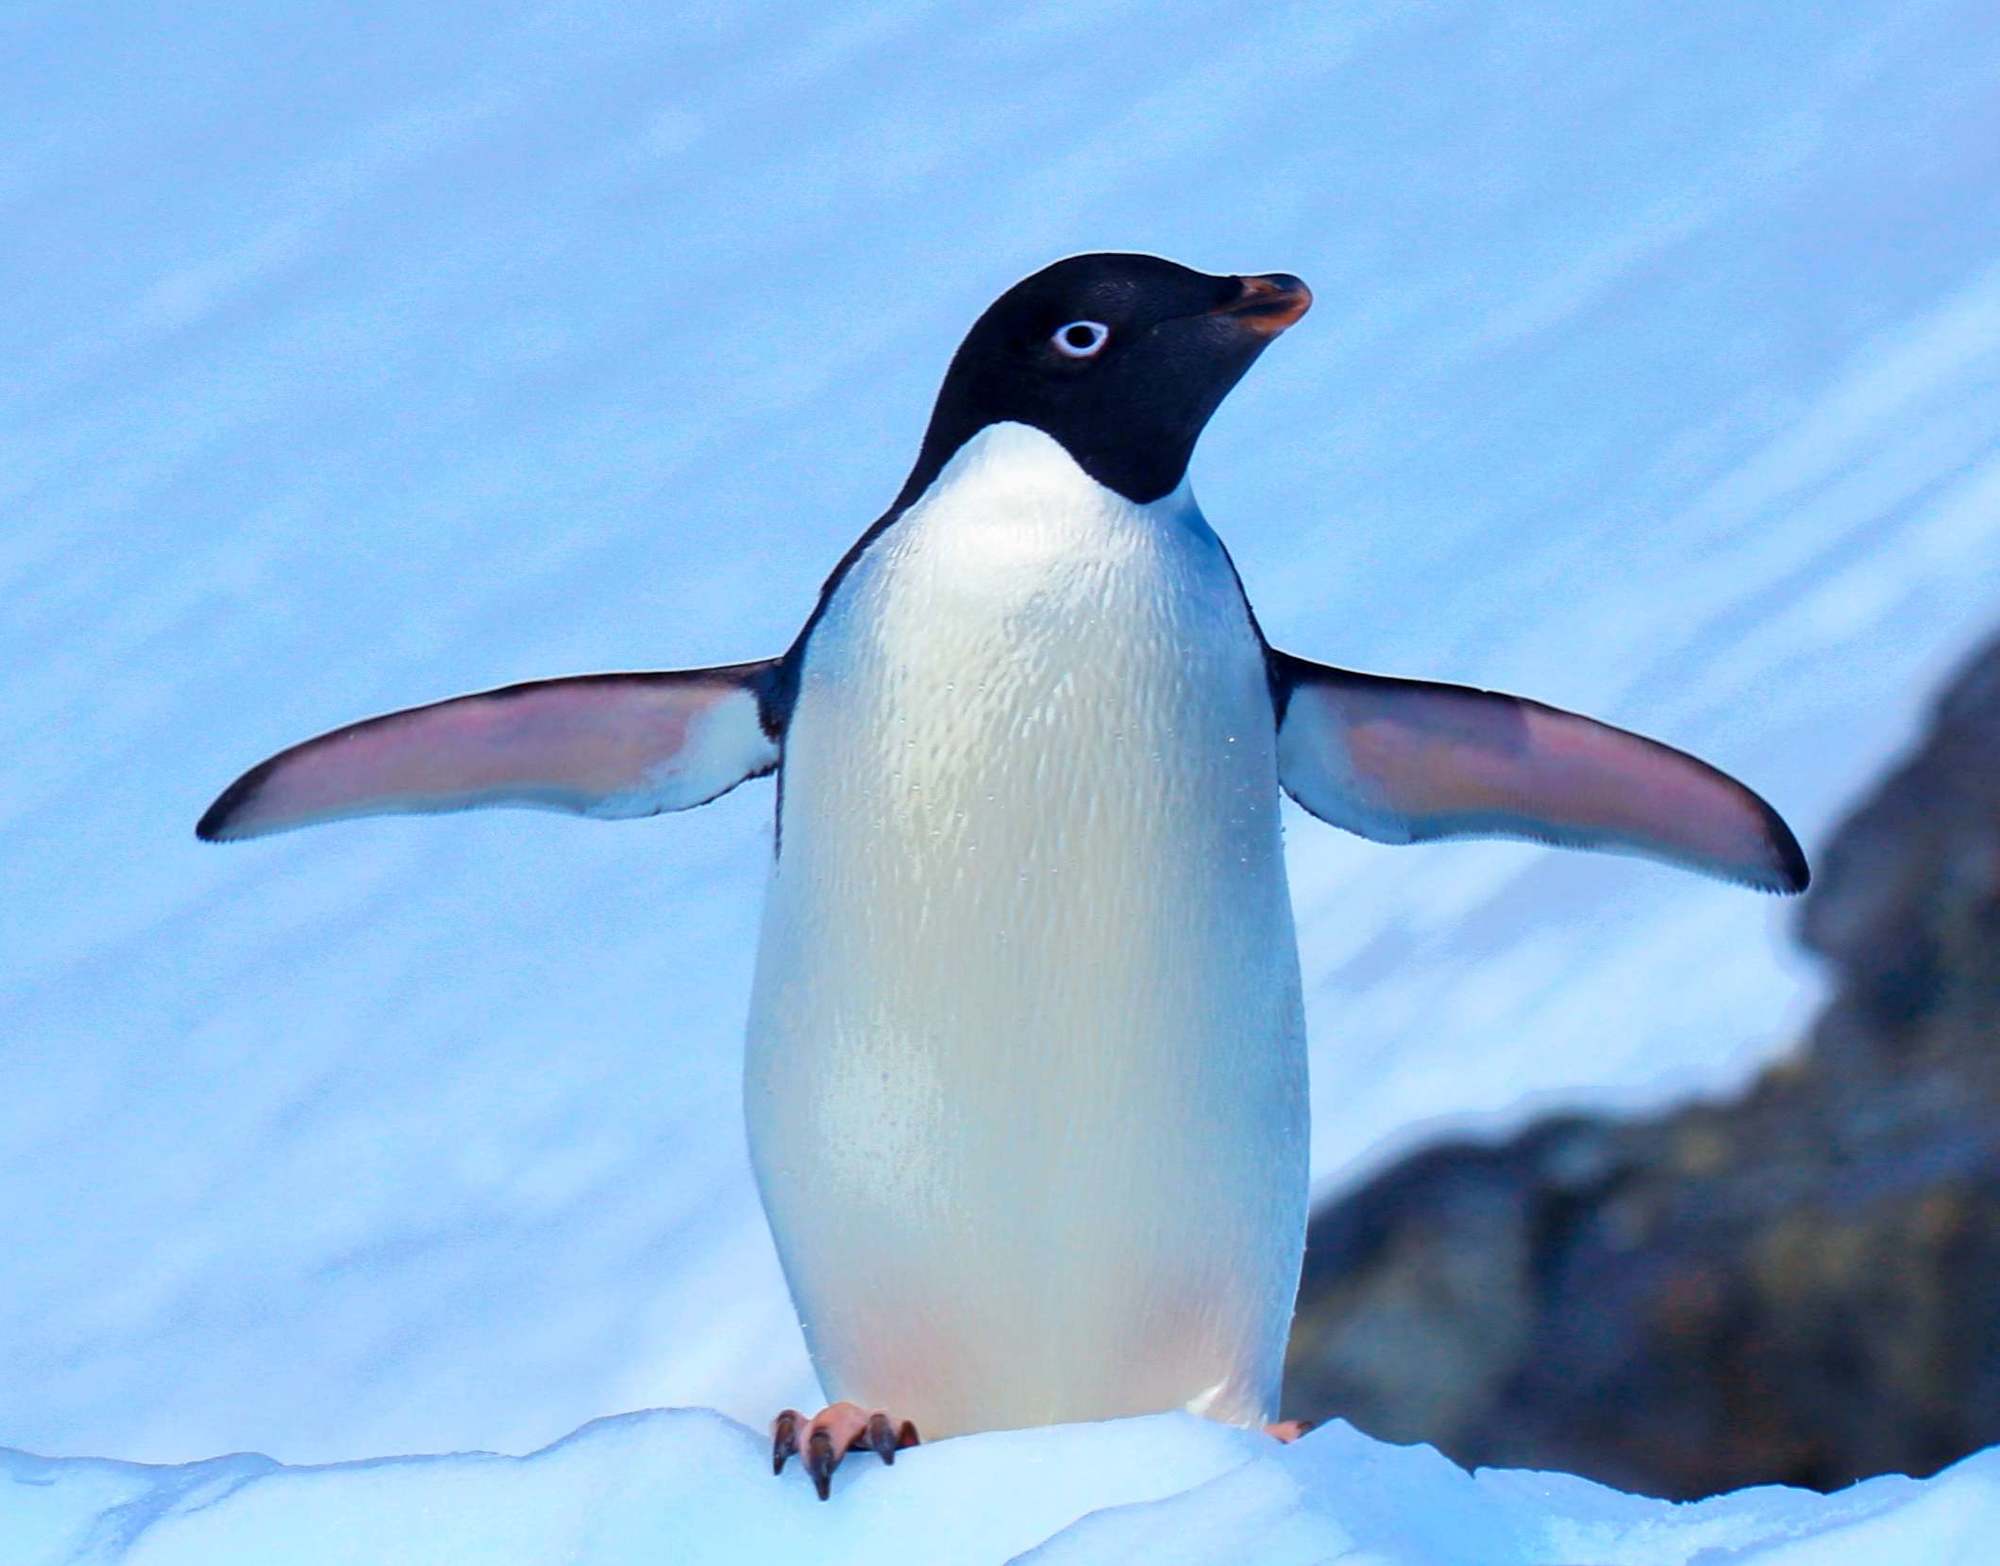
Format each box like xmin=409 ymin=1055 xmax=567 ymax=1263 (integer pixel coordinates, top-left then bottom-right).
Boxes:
xmin=903 ymin=253 xmax=1312 ymax=506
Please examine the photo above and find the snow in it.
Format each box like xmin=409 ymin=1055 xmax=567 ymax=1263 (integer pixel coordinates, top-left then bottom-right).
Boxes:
xmin=6 ymin=1414 xmax=1996 ymax=1565
xmin=7 ymin=0 xmax=2000 ymax=1472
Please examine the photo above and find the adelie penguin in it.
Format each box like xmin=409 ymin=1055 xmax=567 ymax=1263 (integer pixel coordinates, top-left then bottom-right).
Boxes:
xmin=200 ymin=253 xmax=1810 ymax=1499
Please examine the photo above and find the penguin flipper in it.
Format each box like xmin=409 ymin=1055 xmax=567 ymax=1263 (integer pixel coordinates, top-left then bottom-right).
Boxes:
xmin=197 ymin=660 xmax=781 ymax=842
xmin=1271 ymin=652 xmax=1808 ymax=893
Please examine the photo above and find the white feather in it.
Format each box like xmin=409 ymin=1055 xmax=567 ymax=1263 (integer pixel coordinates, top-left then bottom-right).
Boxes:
xmin=745 ymin=423 xmax=1307 ymax=1436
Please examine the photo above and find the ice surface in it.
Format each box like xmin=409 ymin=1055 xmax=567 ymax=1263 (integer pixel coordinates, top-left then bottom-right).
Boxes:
xmin=7 ymin=0 xmax=2000 ymax=1469
xmin=6 ymin=1415 xmax=1996 ymax=1566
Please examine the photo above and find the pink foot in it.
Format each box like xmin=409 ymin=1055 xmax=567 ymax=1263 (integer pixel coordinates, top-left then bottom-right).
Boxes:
xmin=772 ymin=1402 xmax=922 ymax=1500
xmin=1264 ymin=1419 xmax=1316 ymax=1442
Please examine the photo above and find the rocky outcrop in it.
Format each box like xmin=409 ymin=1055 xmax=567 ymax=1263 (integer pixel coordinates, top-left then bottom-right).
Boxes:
xmin=1281 ymin=631 xmax=2000 ymax=1499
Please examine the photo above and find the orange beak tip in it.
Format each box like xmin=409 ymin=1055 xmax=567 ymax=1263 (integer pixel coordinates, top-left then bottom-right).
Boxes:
xmin=1214 ymin=272 xmax=1313 ymax=335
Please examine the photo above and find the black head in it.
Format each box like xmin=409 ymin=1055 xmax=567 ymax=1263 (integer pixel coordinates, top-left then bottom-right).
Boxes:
xmin=899 ymin=252 xmax=1311 ymax=507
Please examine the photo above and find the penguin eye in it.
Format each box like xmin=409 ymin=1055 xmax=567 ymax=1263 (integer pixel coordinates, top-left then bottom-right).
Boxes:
xmin=1050 ymin=320 xmax=1111 ymax=359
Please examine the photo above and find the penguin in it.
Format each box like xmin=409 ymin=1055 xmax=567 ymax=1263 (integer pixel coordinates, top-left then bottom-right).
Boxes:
xmin=198 ymin=253 xmax=1809 ymax=1499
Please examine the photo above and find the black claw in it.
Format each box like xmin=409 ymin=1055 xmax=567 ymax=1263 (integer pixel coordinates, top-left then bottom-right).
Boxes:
xmin=806 ymin=1426 xmax=838 ymax=1501
xmin=772 ymin=1409 xmax=801 ymax=1476
xmin=866 ymin=1410 xmax=899 ymax=1465
xmin=897 ymin=1418 xmax=921 ymax=1451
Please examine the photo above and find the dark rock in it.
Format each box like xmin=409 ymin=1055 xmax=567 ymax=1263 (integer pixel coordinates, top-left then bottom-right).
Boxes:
xmin=1281 ymin=630 xmax=2000 ymax=1499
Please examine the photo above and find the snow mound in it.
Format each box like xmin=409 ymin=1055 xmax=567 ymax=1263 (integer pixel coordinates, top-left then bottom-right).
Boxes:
xmin=6 ymin=1413 xmax=1994 ymax=1565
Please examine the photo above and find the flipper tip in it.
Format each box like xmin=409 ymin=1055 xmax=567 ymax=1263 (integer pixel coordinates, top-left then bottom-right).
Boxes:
xmin=1754 ymin=798 xmax=1811 ymax=896
xmin=195 ymin=764 xmax=270 ymax=843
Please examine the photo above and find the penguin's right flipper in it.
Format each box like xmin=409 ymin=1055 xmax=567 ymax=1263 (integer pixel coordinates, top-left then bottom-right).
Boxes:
xmin=197 ymin=660 xmax=781 ymax=842
xmin=1271 ymin=652 xmax=1808 ymax=893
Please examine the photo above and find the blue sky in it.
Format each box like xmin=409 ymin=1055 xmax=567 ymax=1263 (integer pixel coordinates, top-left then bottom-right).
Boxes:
xmin=4 ymin=0 xmax=1999 ymax=1463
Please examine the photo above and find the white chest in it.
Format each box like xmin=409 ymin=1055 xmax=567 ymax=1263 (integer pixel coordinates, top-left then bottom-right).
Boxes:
xmin=784 ymin=421 xmax=1276 ymax=863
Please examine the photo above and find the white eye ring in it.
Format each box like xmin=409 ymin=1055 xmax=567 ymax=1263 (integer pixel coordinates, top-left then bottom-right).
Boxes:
xmin=1051 ymin=320 xmax=1110 ymax=358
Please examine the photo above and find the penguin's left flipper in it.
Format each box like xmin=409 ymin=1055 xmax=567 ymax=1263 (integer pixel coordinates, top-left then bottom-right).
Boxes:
xmin=197 ymin=660 xmax=781 ymax=842
xmin=1272 ymin=652 xmax=1808 ymax=893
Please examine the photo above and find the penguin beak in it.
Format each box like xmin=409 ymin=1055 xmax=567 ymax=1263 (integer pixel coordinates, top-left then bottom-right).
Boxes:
xmin=1209 ymin=273 xmax=1313 ymax=336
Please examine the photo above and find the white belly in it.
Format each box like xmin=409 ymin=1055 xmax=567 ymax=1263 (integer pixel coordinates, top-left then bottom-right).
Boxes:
xmin=744 ymin=424 xmax=1308 ymax=1436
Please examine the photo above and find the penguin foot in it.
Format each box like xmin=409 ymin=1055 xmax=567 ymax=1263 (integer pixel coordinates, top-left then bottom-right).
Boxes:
xmin=771 ymin=1402 xmax=921 ymax=1500
xmin=1264 ymin=1419 xmax=1316 ymax=1442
